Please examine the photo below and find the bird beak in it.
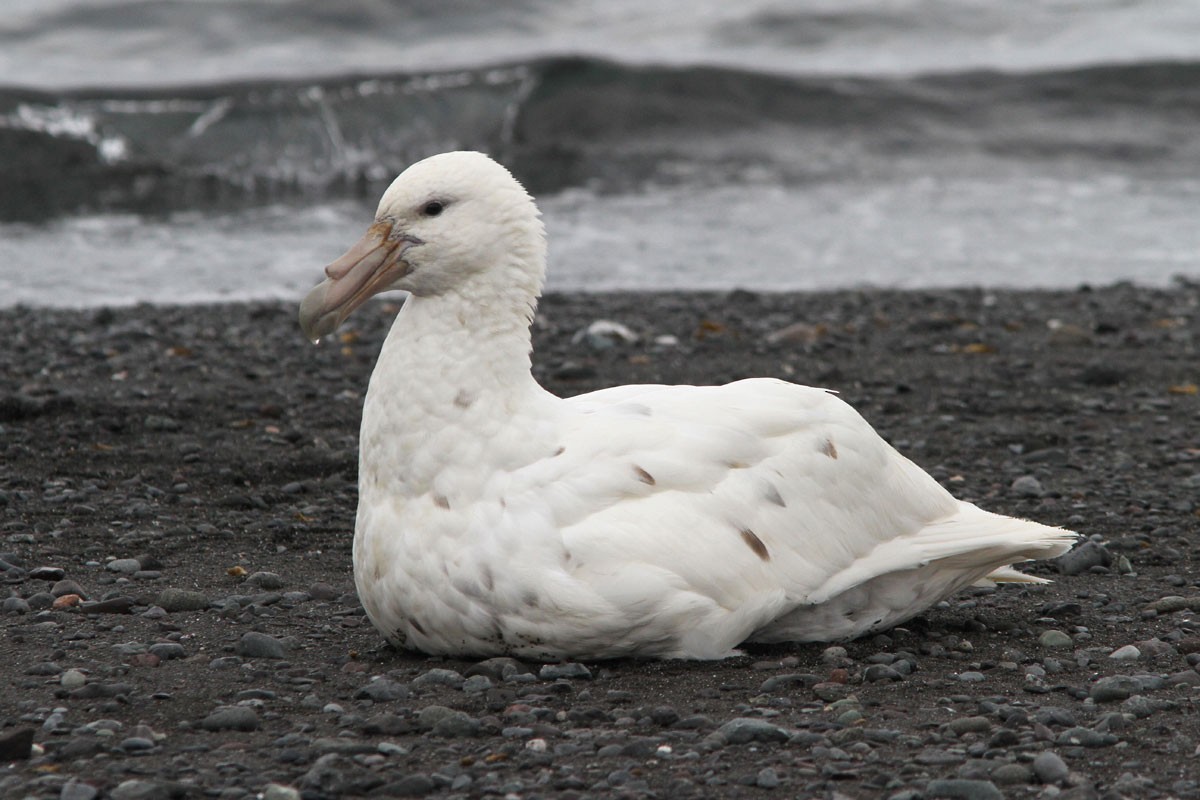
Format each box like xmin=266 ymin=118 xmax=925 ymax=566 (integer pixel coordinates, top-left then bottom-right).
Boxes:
xmin=298 ymin=220 xmax=418 ymax=342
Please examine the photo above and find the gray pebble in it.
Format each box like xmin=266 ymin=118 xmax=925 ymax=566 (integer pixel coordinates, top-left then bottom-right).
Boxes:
xmin=957 ymin=671 xmax=986 ymax=683
xmin=378 ymin=775 xmax=435 ymax=796
xmin=990 ymin=763 xmax=1032 ymax=785
xmin=925 ymin=778 xmax=1003 ymax=800
xmin=235 ymin=631 xmax=287 ymax=659
xmin=199 ymin=705 xmax=259 ymax=732
xmin=109 ymin=780 xmax=168 ymax=800
xmin=1010 ymin=475 xmax=1043 ymax=497
xmin=539 ymin=662 xmax=593 ymax=680
xmin=756 ymin=767 xmax=781 ymax=789
xmin=411 ymin=668 xmax=464 ymax=689
xmin=717 ymin=717 xmax=790 ymax=744
xmin=355 ymin=678 xmax=409 ymax=702
xmin=1108 ymin=644 xmax=1141 ymax=660
xmin=1090 ymin=675 xmax=1141 ymax=703
xmin=946 ymin=716 xmax=991 ymax=735
xmin=61 ymin=669 xmax=87 ymax=689
xmin=1056 ymin=727 xmax=1117 ymax=747
xmin=1032 ymin=751 xmax=1069 ymax=783
xmin=1056 ymin=541 xmax=1112 ymax=576
xmin=105 ymin=558 xmax=141 ymax=575
xmin=60 ymin=779 xmax=99 ymax=800
xmin=1038 ymin=630 xmax=1073 ymax=649
xmin=261 ymin=784 xmax=301 ymax=800
xmin=147 ymin=643 xmax=186 ymax=661
xmin=462 ymin=675 xmax=493 ymax=694
xmin=431 ymin=711 xmax=480 ymax=738
xmin=155 ymin=588 xmax=208 ymax=612
xmin=864 ymin=664 xmax=903 ymax=682
xmin=2 ymin=597 xmax=30 ymax=614
xmin=416 ymin=705 xmax=454 ymax=729
xmin=245 ymin=571 xmax=284 ymax=590
xmin=51 ymin=579 xmax=86 ymax=599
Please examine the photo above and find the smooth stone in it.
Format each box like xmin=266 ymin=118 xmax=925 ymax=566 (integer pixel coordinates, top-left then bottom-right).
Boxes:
xmin=199 ymin=706 xmax=259 ymax=732
xmin=2 ymin=597 xmax=30 ymax=614
xmin=235 ymin=631 xmax=287 ymax=659
xmin=60 ymin=779 xmax=100 ymax=800
xmin=946 ymin=716 xmax=991 ymax=735
xmin=1056 ymin=727 xmax=1117 ymax=747
xmin=1108 ymin=645 xmax=1141 ymax=661
xmin=1010 ymin=475 xmax=1043 ymax=497
xmin=147 ymin=643 xmax=186 ymax=661
xmin=245 ymin=571 xmax=284 ymax=590
xmin=716 ymin=718 xmax=790 ymax=744
xmin=1090 ymin=675 xmax=1141 ymax=703
xmin=50 ymin=580 xmax=86 ymax=599
xmin=990 ymin=764 xmax=1032 ymax=785
xmin=29 ymin=566 xmax=66 ymax=581
xmin=1056 ymin=541 xmax=1112 ymax=576
xmin=430 ymin=711 xmax=480 ymax=738
xmin=61 ymin=669 xmax=87 ymax=689
xmin=355 ymin=678 xmax=410 ymax=702
xmin=925 ymin=779 xmax=1003 ymax=800
xmin=863 ymin=664 xmax=903 ymax=682
xmin=538 ymin=662 xmax=593 ymax=680
xmin=109 ymin=780 xmax=168 ymax=800
xmin=1039 ymin=630 xmax=1073 ymax=649
xmin=1032 ymin=751 xmax=1069 ymax=783
xmin=261 ymin=784 xmax=301 ymax=800
xmin=105 ymin=559 xmax=141 ymax=575
xmin=155 ymin=588 xmax=208 ymax=612
xmin=410 ymin=668 xmax=464 ymax=689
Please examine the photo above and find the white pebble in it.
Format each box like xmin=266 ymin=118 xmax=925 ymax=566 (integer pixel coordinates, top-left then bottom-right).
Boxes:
xmin=524 ymin=738 xmax=547 ymax=752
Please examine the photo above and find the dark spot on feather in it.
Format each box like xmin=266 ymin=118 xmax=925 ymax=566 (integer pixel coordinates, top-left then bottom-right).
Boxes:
xmin=522 ymin=590 xmax=540 ymax=608
xmin=410 ymin=618 xmax=426 ymax=636
xmin=553 ymin=446 xmax=565 ymax=457
xmin=821 ymin=438 xmax=838 ymax=459
xmin=726 ymin=459 xmax=749 ymax=469
xmin=633 ymin=465 xmax=656 ymax=485
xmin=433 ymin=494 xmax=450 ymax=509
xmin=739 ymin=528 xmax=770 ymax=561
xmin=454 ymin=389 xmax=474 ymax=408
xmin=481 ymin=565 xmax=494 ymax=592
xmin=764 ymin=484 xmax=786 ymax=507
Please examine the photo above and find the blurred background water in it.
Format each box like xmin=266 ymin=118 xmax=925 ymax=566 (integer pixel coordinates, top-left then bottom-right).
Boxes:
xmin=2 ymin=0 xmax=1198 ymax=307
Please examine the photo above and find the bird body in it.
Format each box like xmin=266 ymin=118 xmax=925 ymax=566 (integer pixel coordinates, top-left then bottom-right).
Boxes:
xmin=300 ymin=151 xmax=1076 ymax=660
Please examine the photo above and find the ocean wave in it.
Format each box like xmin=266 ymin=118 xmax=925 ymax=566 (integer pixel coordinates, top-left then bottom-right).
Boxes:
xmin=2 ymin=57 xmax=1198 ymax=222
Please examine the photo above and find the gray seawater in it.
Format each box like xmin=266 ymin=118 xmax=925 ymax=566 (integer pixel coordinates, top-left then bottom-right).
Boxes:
xmin=2 ymin=0 xmax=1199 ymax=307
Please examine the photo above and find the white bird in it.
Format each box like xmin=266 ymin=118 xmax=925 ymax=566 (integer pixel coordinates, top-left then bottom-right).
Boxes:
xmin=299 ymin=151 xmax=1077 ymax=661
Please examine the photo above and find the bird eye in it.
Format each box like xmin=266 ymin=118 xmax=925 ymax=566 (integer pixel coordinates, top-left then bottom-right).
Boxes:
xmin=422 ymin=201 xmax=444 ymax=217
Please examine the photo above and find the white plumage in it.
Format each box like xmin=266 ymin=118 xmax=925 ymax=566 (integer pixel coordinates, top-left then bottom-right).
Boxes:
xmin=299 ymin=151 xmax=1076 ymax=660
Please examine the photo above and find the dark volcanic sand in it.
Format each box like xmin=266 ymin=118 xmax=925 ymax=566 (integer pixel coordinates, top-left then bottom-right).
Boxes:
xmin=2 ymin=283 xmax=1199 ymax=800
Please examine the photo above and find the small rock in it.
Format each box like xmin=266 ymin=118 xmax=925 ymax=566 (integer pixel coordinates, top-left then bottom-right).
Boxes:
xmin=245 ymin=571 xmax=284 ymax=590
xmin=756 ymin=767 xmax=781 ymax=789
xmin=1056 ymin=727 xmax=1117 ymax=747
xmin=2 ymin=597 xmax=30 ymax=614
xmin=539 ymin=662 xmax=593 ymax=680
xmin=411 ymin=668 xmax=465 ymax=689
xmin=105 ymin=558 xmax=141 ymax=575
xmin=430 ymin=711 xmax=480 ymax=738
xmin=235 ymin=631 xmax=287 ymax=659
xmin=990 ymin=764 xmax=1032 ymax=785
xmin=59 ymin=780 xmax=100 ymax=800
xmin=1090 ymin=675 xmax=1140 ymax=703
xmin=1039 ymin=630 xmax=1073 ymax=649
xmin=1056 ymin=541 xmax=1112 ymax=576
xmin=376 ymin=775 xmax=435 ymax=796
xmin=50 ymin=579 xmax=86 ymax=599
xmin=156 ymin=588 xmax=208 ymax=612
xmin=924 ymin=779 xmax=1003 ymax=800
xmin=199 ymin=706 xmax=259 ymax=732
xmin=261 ymin=784 xmax=301 ymax=800
xmin=147 ymin=643 xmax=186 ymax=661
xmin=29 ymin=566 xmax=66 ymax=581
xmin=716 ymin=717 xmax=790 ymax=744
xmin=1010 ymin=475 xmax=1043 ymax=498
xmin=864 ymin=664 xmax=903 ymax=682
xmin=1108 ymin=645 xmax=1141 ymax=661
xmin=109 ymin=780 xmax=169 ymax=800
xmin=1032 ymin=751 xmax=1070 ymax=783
xmin=946 ymin=716 xmax=991 ymax=736
xmin=61 ymin=669 xmax=87 ymax=689
xmin=355 ymin=678 xmax=410 ymax=702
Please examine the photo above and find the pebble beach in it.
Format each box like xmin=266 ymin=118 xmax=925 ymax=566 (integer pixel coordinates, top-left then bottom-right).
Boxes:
xmin=2 ymin=283 xmax=1199 ymax=799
